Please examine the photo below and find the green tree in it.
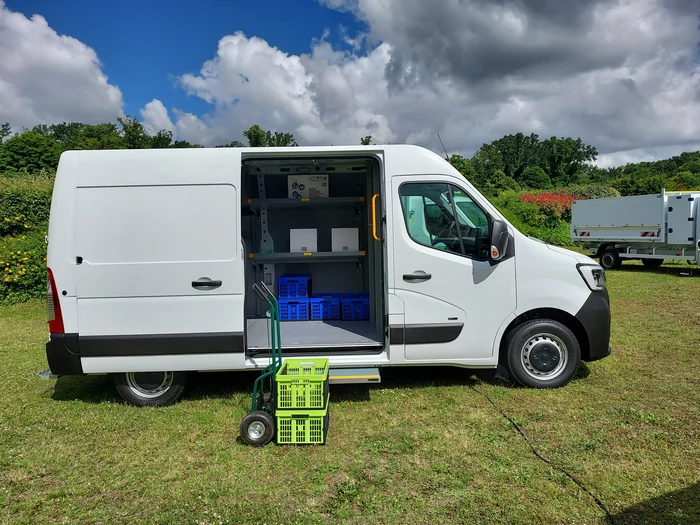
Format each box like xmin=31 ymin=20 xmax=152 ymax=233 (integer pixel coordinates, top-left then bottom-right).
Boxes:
xmin=216 ymin=141 xmax=245 ymax=148
xmin=470 ymin=143 xmax=504 ymax=189
xmin=34 ymin=122 xmax=124 ymax=150
xmin=520 ymin=166 xmax=552 ymax=189
xmin=117 ymin=116 xmax=151 ymax=149
xmin=171 ymin=140 xmax=203 ymax=148
xmin=0 ymin=130 xmax=62 ymax=172
xmin=490 ymin=132 xmax=542 ymax=181
xmin=149 ymin=130 xmax=173 ymax=149
xmin=242 ymin=125 xmax=297 ymax=147
xmin=540 ymin=136 xmax=597 ymax=186
xmin=479 ymin=169 xmax=520 ymax=197
xmin=449 ymin=154 xmax=479 ymax=184
xmin=1 ymin=122 xmax=13 ymax=142
xmin=360 ymin=135 xmax=372 ymax=145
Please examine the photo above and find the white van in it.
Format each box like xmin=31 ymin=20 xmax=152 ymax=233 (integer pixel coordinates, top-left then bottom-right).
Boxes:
xmin=44 ymin=145 xmax=611 ymax=406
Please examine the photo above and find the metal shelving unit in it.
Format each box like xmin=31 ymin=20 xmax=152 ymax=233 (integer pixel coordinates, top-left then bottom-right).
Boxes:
xmin=248 ymin=173 xmax=366 ymax=290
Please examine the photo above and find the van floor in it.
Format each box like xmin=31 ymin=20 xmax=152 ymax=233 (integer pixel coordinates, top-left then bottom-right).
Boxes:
xmin=246 ymin=318 xmax=383 ymax=351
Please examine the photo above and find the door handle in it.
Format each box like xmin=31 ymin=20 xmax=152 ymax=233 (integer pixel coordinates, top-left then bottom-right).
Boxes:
xmin=403 ymin=271 xmax=432 ymax=282
xmin=192 ymin=277 xmax=222 ymax=289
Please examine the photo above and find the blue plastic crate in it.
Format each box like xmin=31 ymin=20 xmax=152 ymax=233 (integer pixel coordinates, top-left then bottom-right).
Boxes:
xmin=309 ymin=293 xmax=341 ymax=320
xmin=341 ymin=292 xmax=370 ymax=321
xmin=278 ymin=274 xmax=311 ymax=299
xmin=279 ymin=299 xmax=309 ymax=321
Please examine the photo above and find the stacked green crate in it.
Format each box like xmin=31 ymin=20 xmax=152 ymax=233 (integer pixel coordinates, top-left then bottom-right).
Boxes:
xmin=275 ymin=357 xmax=330 ymax=445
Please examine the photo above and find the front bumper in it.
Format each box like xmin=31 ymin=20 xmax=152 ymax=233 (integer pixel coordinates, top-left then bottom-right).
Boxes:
xmin=46 ymin=333 xmax=83 ymax=375
xmin=575 ymin=289 xmax=612 ymax=362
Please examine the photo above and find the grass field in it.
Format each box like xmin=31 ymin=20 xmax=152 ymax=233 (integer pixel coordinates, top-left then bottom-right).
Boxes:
xmin=1 ymin=261 xmax=698 ymax=524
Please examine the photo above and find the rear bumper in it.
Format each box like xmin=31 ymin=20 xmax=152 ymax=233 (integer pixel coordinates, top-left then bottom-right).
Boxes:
xmin=575 ymin=289 xmax=612 ymax=362
xmin=46 ymin=333 xmax=83 ymax=375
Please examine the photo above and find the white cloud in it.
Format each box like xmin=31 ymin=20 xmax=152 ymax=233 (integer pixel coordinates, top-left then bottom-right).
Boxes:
xmin=0 ymin=0 xmax=123 ymax=131
xmin=141 ymin=32 xmax=398 ymax=147
xmin=142 ymin=0 xmax=700 ymax=165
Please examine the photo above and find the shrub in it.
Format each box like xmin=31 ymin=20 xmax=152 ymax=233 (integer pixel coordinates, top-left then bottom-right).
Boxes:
xmin=0 ymin=230 xmax=48 ymax=305
xmin=0 ymin=131 xmax=62 ymax=172
xmin=0 ymin=174 xmax=54 ymax=235
xmin=565 ymin=183 xmax=621 ymax=199
xmin=519 ymin=190 xmax=577 ymax=224
xmin=521 ymin=166 xmax=552 ymax=189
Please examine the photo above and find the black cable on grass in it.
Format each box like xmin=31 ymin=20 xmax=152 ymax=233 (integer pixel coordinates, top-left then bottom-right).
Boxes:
xmin=470 ymin=384 xmax=615 ymax=525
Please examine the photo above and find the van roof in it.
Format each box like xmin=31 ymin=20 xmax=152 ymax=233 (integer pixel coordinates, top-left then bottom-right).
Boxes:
xmin=56 ymin=143 xmax=459 ymax=181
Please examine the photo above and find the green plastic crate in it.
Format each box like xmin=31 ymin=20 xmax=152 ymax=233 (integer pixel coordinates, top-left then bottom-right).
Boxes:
xmin=275 ymin=358 xmax=330 ymax=410
xmin=276 ymin=396 xmax=330 ymax=445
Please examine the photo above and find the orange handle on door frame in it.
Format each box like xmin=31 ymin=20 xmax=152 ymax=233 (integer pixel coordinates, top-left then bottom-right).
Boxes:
xmin=372 ymin=193 xmax=382 ymax=241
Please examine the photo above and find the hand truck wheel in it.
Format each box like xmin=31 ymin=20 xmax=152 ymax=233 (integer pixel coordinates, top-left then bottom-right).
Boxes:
xmin=240 ymin=410 xmax=275 ymax=446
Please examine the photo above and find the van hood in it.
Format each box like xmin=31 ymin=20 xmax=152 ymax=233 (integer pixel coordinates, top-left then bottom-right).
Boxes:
xmin=545 ymin=243 xmax=598 ymax=265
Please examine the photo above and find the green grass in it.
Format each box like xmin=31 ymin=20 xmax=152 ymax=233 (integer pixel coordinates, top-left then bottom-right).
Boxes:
xmin=1 ymin=261 xmax=699 ymax=524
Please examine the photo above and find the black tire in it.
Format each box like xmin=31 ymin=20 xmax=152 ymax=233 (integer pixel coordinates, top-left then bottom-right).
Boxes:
xmin=599 ymin=247 xmax=621 ymax=270
xmin=641 ymin=258 xmax=663 ymax=268
xmin=240 ymin=410 xmax=275 ymax=446
xmin=505 ymin=319 xmax=581 ymax=389
xmin=113 ymin=371 xmax=189 ymax=407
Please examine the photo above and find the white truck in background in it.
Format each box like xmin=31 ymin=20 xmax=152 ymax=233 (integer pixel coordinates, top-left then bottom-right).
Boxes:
xmin=571 ymin=189 xmax=700 ymax=270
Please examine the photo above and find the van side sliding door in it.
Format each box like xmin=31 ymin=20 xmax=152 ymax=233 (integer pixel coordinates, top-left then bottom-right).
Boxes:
xmin=73 ymin=150 xmax=246 ymax=373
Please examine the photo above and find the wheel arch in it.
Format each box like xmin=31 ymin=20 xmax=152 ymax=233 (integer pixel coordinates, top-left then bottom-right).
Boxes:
xmin=499 ymin=308 xmax=591 ymax=362
xmin=594 ymin=242 xmax=616 ymax=258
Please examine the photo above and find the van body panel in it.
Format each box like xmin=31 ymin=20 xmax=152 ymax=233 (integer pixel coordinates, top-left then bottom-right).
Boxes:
xmin=76 ymin=295 xmax=244 ymax=336
xmin=514 ymin=235 xmax=591 ymax=316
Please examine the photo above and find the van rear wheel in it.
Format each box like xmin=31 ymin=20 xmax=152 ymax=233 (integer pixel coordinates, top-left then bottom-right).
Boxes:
xmin=114 ymin=371 xmax=189 ymax=407
xmin=505 ymin=320 xmax=581 ymax=389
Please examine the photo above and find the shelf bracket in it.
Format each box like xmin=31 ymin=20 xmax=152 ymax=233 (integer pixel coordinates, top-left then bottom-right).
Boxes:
xmin=256 ymin=174 xmax=275 ymax=303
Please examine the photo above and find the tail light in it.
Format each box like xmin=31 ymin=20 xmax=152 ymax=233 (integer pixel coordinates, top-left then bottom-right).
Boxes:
xmin=46 ymin=268 xmax=65 ymax=334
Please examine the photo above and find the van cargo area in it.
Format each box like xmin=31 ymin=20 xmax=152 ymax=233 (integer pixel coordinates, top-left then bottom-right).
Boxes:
xmin=240 ymin=156 xmax=384 ymax=354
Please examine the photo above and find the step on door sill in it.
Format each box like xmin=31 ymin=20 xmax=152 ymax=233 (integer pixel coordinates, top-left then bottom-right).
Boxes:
xmin=329 ymin=367 xmax=381 ymax=384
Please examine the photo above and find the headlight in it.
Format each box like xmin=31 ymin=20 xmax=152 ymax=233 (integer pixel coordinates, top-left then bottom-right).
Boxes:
xmin=577 ymin=264 xmax=606 ymax=291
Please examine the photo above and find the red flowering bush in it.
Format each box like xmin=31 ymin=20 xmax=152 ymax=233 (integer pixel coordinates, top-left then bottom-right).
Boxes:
xmin=519 ymin=191 xmax=580 ymax=225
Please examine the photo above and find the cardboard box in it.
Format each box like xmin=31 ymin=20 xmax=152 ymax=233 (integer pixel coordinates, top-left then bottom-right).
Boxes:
xmin=290 ymin=229 xmax=318 ymax=252
xmin=288 ymin=175 xmax=329 ymax=199
xmin=331 ymin=228 xmax=359 ymax=252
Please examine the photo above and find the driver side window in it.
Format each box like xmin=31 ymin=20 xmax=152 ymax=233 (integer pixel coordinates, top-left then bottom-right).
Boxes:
xmin=399 ymin=182 xmax=490 ymax=259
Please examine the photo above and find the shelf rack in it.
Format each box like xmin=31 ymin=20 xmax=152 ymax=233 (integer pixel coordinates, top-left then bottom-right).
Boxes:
xmin=248 ymin=174 xmax=366 ymax=292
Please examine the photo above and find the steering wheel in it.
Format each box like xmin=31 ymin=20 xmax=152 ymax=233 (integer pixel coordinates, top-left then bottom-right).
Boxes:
xmin=431 ymin=220 xmax=458 ymax=245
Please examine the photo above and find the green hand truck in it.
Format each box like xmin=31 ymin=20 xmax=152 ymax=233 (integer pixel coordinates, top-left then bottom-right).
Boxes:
xmin=239 ymin=281 xmax=282 ymax=446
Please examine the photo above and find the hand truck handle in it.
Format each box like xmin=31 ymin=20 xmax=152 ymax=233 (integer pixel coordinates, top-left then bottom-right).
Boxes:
xmin=252 ymin=281 xmax=276 ymax=302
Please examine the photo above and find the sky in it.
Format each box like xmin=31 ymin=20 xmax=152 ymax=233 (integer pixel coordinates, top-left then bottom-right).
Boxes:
xmin=1 ymin=0 xmax=699 ymax=167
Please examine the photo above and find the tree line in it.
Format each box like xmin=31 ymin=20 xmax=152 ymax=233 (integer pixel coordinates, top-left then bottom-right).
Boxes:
xmin=1 ymin=118 xmax=698 ymax=196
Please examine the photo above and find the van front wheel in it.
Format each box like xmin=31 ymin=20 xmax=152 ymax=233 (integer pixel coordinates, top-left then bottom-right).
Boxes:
xmin=505 ymin=320 xmax=581 ymax=389
xmin=113 ymin=371 xmax=189 ymax=407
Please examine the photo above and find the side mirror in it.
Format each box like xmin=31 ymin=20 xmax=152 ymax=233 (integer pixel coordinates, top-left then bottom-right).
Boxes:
xmin=489 ymin=220 xmax=509 ymax=262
